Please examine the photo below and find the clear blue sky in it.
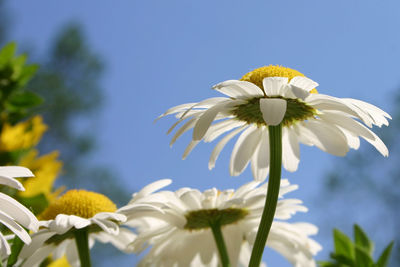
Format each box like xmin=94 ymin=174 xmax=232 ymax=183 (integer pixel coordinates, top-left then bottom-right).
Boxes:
xmin=6 ymin=0 xmax=400 ymax=266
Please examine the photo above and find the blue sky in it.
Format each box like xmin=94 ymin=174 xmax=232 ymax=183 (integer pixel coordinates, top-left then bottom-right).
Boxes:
xmin=6 ymin=0 xmax=400 ymax=266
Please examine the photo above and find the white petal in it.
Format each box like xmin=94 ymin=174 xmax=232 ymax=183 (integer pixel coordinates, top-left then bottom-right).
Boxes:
xmin=302 ymin=121 xmax=349 ymax=156
xmin=19 ymin=231 xmax=56 ymax=258
xmin=130 ymin=179 xmax=172 ymax=201
xmin=282 ymin=127 xmax=300 ymax=172
xmin=203 ymin=119 xmax=246 ymax=142
xmin=260 ymin=98 xmax=287 ymax=126
xmin=182 ymin=140 xmax=200 ymax=159
xmin=170 ymin=117 xmax=197 ymax=146
xmin=192 ymin=101 xmax=232 ymax=141
xmin=251 ymin=128 xmax=269 ymax=181
xmin=230 ymin=126 xmax=262 ymax=176
xmin=213 ymin=80 xmax=263 ymax=98
xmin=21 ymin=245 xmax=55 ymax=267
xmin=289 ymin=76 xmax=319 ymax=91
xmin=0 ymin=210 xmax=31 ymax=244
xmin=0 ymin=176 xmax=25 ymax=191
xmin=0 ymin=234 xmax=10 ymax=256
xmin=208 ymin=126 xmax=247 ymax=170
xmin=0 ymin=193 xmax=38 ymax=231
xmin=0 ymin=166 xmax=34 ymax=178
xmin=263 ymin=77 xmax=288 ymax=96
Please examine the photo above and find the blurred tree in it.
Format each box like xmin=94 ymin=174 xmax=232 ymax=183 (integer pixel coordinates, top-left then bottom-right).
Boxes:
xmin=320 ymin=93 xmax=400 ymax=266
xmin=25 ymin=23 xmax=129 ymax=206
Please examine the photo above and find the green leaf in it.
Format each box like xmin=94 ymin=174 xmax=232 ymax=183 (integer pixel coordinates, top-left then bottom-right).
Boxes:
xmin=354 ymin=224 xmax=374 ymax=255
xmin=375 ymin=241 xmax=394 ymax=267
xmin=6 ymin=236 xmax=24 ymax=266
xmin=0 ymin=43 xmax=16 ymax=68
xmin=18 ymin=193 xmax=49 ymax=215
xmin=8 ymin=91 xmax=43 ymax=109
xmin=17 ymin=64 xmax=39 ymax=88
xmin=330 ymin=253 xmax=355 ymax=266
xmin=334 ymin=229 xmax=355 ymax=260
xmin=355 ymin=245 xmax=373 ymax=267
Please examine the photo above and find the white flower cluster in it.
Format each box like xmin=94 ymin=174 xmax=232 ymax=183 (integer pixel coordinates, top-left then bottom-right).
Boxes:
xmin=0 ymin=66 xmax=390 ymax=267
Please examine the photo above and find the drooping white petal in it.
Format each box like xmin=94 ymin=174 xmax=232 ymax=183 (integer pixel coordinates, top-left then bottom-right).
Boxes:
xmin=301 ymin=120 xmax=349 ymax=156
xmin=182 ymin=140 xmax=200 ymax=159
xmin=260 ymin=98 xmax=287 ymax=126
xmin=0 ymin=166 xmax=34 ymax=179
xmin=230 ymin=126 xmax=262 ymax=176
xmin=282 ymin=127 xmax=300 ymax=172
xmin=170 ymin=117 xmax=197 ymax=146
xmin=0 ymin=193 xmax=38 ymax=231
xmin=342 ymin=98 xmax=391 ymax=127
xmin=0 ymin=176 xmax=25 ymax=191
xmin=0 ymin=210 xmax=31 ymax=244
xmin=131 ymin=179 xmax=172 ymax=201
xmin=263 ymin=77 xmax=288 ymax=96
xmin=203 ymin=119 xmax=246 ymax=142
xmin=213 ymin=80 xmax=264 ymax=98
xmin=289 ymin=76 xmax=319 ymax=92
xmin=21 ymin=245 xmax=55 ymax=267
xmin=192 ymin=100 xmax=233 ymax=141
xmin=251 ymin=128 xmax=269 ymax=181
xmin=209 ymin=125 xmax=247 ymax=170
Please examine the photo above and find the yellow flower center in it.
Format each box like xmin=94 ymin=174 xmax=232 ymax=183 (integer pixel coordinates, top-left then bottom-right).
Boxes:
xmin=240 ymin=65 xmax=318 ymax=94
xmin=40 ymin=189 xmax=117 ymax=220
xmin=184 ymin=208 xmax=249 ymax=230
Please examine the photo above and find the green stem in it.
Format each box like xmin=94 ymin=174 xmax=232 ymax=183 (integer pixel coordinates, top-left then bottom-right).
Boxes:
xmin=210 ymin=221 xmax=230 ymax=267
xmin=74 ymin=227 xmax=92 ymax=267
xmin=249 ymin=124 xmax=282 ymax=267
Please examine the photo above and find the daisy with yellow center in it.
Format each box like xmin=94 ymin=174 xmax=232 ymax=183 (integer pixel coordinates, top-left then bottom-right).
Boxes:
xmin=19 ymin=189 xmax=136 ymax=267
xmin=160 ymin=65 xmax=390 ymax=181
xmin=0 ymin=166 xmax=39 ymax=261
xmin=119 ymin=179 xmax=321 ymax=267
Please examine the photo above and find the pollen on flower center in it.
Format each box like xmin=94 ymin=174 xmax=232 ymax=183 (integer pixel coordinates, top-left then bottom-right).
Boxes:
xmin=39 ymin=189 xmax=117 ymax=220
xmin=240 ymin=65 xmax=318 ymax=94
xmin=184 ymin=208 xmax=249 ymax=230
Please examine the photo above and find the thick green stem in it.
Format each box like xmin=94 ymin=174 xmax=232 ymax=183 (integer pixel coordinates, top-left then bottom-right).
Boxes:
xmin=249 ymin=124 xmax=282 ymax=267
xmin=210 ymin=221 xmax=230 ymax=267
xmin=74 ymin=227 xmax=92 ymax=267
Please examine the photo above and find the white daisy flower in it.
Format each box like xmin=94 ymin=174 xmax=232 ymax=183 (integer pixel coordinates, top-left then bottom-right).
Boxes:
xmin=0 ymin=166 xmax=39 ymax=258
xmin=119 ymin=179 xmax=321 ymax=267
xmin=159 ymin=65 xmax=391 ymax=181
xmin=18 ymin=189 xmax=136 ymax=267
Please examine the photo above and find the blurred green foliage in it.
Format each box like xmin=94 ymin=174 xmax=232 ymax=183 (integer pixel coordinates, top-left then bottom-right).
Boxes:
xmin=319 ymin=225 xmax=394 ymax=267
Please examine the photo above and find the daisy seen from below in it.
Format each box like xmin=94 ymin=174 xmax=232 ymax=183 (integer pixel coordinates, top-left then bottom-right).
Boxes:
xmin=18 ymin=189 xmax=136 ymax=267
xmin=160 ymin=65 xmax=390 ymax=182
xmin=0 ymin=166 xmax=39 ymax=259
xmin=119 ymin=178 xmax=321 ymax=267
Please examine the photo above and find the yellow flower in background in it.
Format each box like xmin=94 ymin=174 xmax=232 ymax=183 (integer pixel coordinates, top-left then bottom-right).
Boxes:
xmin=47 ymin=256 xmax=72 ymax=267
xmin=0 ymin=115 xmax=47 ymax=152
xmin=18 ymin=149 xmax=64 ymax=202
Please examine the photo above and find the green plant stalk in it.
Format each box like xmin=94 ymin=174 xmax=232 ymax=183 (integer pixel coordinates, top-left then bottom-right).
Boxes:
xmin=210 ymin=221 xmax=230 ymax=267
xmin=74 ymin=227 xmax=92 ymax=267
xmin=249 ymin=124 xmax=282 ymax=267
